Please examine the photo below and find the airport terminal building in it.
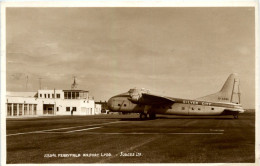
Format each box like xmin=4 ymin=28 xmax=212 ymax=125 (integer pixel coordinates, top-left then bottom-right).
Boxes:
xmin=6 ymin=89 xmax=102 ymax=117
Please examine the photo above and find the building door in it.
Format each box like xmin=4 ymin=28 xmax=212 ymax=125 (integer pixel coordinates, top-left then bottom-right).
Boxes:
xmin=43 ymin=104 xmax=54 ymax=115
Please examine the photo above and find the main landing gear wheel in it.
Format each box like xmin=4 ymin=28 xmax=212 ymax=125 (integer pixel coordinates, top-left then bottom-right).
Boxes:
xmin=140 ymin=113 xmax=147 ymax=120
xmin=149 ymin=113 xmax=156 ymax=120
xmin=233 ymin=114 xmax=239 ymax=119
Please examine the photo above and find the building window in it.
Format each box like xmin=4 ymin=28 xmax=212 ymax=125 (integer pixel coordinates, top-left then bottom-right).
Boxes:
xmin=182 ymin=107 xmax=185 ymax=110
xmin=48 ymin=94 xmax=50 ymax=98
xmin=24 ymin=104 xmax=28 ymax=115
xmin=57 ymin=107 xmax=59 ymax=112
xmin=33 ymin=104 xmax=37 ymax=115
xmin=211 ymin=108 xmax=214 ymax=110
xmin=7 ymin=104 xmax=12 ymax=116
xmin=68 ymin=92 xmax=71 ymax=99
xmin=72 ymin=107 xmax=76 ymax=112
xmin=40 ymin=94 xmax=42 ymax=98
xmin=64 ymin=92 xmax=68 ymax=99
xmin=191 ymin=107 xmax=194 ymax=110
xmin=52 ymin=94 xmax=54 ymax=98
xmin=124 ymin=104 xmax=127 ymax=107
xmin=19 ymin=104 xmax=23 ymax=116
xmin=198 ymin=108 xmax=201 ymax=110
xmin=57 ymin=94 xmax=60 ymax=98
xmin=44 ymin=94 xmax=46 ymax=98
xmin=66 ymin=107 xmax=70 ymax=112
xmin=13 ymin=104 xmax=17 ymax=116
xmin=118 ymin=104 xmax=121 ymax=106
xmin=72 ymin=92 xmax=75 ymax=99
xmin=29 ymin=104 xmax=32 ymax=115
xmin=76 ymin=92 xmax=79 ymax=99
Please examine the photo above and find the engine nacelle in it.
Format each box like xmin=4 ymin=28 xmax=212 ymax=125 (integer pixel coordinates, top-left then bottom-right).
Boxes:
xmin=128 ymin=88 xmax=150 ymax=103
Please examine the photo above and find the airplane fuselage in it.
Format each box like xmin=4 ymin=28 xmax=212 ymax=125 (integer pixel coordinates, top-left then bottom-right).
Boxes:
xmin=107 ymin=74 xmax=244 ymax=119
xmin=107 ymin=93 xmax=244 ymax=116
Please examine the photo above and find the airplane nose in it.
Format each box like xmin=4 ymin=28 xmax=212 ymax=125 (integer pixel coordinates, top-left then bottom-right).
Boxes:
xmin=107 ymin=97 xmax=113 ymax=111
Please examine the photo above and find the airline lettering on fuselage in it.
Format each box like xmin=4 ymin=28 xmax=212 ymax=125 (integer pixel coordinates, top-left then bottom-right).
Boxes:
xmin=182 ymin=100 xmax=212 ymax=106
xmin=183 ymin=100 xmax=198 ymax=105
xmin=201 ymin=102 xmax=212 ymax=106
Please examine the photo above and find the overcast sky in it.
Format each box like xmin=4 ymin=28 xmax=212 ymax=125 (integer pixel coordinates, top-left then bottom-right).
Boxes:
xmin=6 ymin=7 xmax=255 ymax=108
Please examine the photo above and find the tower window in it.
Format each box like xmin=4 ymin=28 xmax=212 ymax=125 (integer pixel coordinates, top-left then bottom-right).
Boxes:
xmin=64 ymin=92 xmax=68 ymax=99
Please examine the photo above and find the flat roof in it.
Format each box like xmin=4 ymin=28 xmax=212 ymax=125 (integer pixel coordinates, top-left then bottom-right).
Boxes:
xmin=6 ymin=91 xmax=37 ymax=97
xmin=63 ymin=90 xmax=89 ymax=92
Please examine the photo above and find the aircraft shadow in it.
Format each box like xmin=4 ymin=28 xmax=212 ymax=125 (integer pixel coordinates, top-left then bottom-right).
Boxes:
xmin=119 ymin=117 xmax=234 ymax=121
xmin=94 ymin=116 xmax=236 ymax=121
xmin=120 ymin=118 xmax=146 ymax=121
xmin=156 ymin=116 xmax=234 ymax=120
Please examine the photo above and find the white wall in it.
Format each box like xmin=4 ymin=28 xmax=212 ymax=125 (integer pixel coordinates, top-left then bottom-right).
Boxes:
xmin=95 ymin=104 xmax=102 ymax=115
xmin=6 ymin=91 xmax=97 ymax=117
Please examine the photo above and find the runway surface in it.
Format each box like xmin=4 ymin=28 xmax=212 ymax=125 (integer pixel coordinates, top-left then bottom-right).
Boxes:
xmin=6 ymin=112 xmax=255 ymax=163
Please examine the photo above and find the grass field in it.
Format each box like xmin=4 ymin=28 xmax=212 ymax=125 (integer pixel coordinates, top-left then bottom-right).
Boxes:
xmin=6 ymin=112 xmax=255 ymax=163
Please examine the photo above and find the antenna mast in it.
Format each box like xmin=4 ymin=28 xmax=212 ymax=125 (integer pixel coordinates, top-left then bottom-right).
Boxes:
xmin=71 ymin=76 xmax=78 ymax=90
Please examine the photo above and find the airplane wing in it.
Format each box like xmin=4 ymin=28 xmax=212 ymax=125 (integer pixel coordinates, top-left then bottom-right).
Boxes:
xmin=140 ymin=93 xmax=175 ymax=105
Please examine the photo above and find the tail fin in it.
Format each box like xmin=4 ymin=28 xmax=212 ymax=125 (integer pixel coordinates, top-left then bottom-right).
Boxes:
xmin=196 ymin=73 xmax=241 ymax=103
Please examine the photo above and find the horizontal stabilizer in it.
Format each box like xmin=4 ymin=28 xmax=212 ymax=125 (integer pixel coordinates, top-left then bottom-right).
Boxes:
xmin=222 ymin=108 xmax=245 ymax=115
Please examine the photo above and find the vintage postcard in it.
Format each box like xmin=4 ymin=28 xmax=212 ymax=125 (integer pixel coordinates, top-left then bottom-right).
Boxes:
xmin=0 ymin=1 xmax=258 ymax=165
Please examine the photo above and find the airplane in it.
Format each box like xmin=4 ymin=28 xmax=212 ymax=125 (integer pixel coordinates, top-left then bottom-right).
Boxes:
xmin=107 ymin=73 xmax=245 ymax=120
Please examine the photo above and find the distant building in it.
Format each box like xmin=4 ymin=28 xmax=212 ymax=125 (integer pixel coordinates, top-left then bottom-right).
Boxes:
xmin=6 ymin=89 xmax=102 ymax=117
xmin=95 ymin=101 xmax=109 ymax=114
